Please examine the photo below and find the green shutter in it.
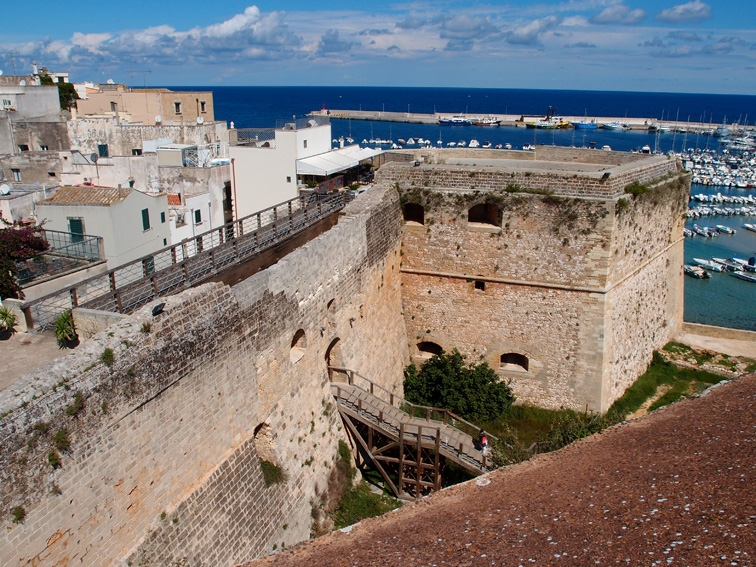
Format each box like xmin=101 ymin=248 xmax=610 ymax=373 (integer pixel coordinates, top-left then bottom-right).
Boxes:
xmin=142 ymin=208 xmax=150 ymax=231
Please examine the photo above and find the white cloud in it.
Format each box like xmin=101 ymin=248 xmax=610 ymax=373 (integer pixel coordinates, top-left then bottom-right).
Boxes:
xmin=591 ymin=4 xmax=646 ymax=25
xmin=656 ymin=1 xmax=712 ymax=24
xmin=506 ymin=16 xmax=562 ymax=46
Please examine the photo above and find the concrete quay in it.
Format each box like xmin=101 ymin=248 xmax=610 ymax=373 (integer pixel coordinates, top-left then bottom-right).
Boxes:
xmin=308 ymin=108 xmax=731 ymax=133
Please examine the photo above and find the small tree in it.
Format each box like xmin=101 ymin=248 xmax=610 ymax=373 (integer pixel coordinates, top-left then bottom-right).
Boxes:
xmin=0 ymin=214 xmax=50 ymax=300
xmin=404 ymin=349 xmax=515 ymax=422
xmin=38 ymin=70 xmax=79 ymax=110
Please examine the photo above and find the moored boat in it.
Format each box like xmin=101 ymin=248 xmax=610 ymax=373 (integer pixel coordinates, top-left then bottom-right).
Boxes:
xmin=744 ymin=223 xmax=756 ymax=233
xmin=601 ymin=121 xmax=626 ymax=130
xmin=692 ymin=258 xmax=724 ymax=272
xmin=716 ymin=225 xmax=736 ymax=234
xmin=473 ymin=116 xmax=500 ymax=126
xmin=684 ymin=265 xmax=711 ymax=279
xmin=573 ymin=120 xmax=597 ymax=129
xmin=733 ymin=271 xmax=756 ymax=283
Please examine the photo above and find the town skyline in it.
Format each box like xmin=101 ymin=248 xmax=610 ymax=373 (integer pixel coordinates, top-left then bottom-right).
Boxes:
xmin=2 ymin=1 xmax=755 ymax=94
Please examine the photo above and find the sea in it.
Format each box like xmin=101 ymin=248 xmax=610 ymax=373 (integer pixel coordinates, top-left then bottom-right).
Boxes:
xmin=172 ymin=86 xmax=756 ymax=331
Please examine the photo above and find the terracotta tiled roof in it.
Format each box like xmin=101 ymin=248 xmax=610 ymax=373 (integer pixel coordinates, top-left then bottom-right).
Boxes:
xmin=37 ymin=186 xmax=133 ymax=206
xmin=167 ymin=193 xmax=182 ymax=206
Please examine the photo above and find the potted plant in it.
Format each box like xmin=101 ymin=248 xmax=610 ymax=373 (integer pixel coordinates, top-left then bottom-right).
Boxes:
xmin=54 ymin=310 xmax=79 ymax=349
xmin=0 ymin=306 xmax=17 ymax=340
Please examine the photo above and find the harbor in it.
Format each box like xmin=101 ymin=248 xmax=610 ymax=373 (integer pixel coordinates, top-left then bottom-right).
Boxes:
xmin=311 ymin=107 xmax=753 ymax=135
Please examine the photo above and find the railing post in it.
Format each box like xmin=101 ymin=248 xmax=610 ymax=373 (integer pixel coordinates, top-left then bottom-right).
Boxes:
xmin=109 ymin=272 xmax=117 ymax=292
xmin=69 ymin=287 xmax=79 ymax=308
xmin=426 ymin=407 xmax=431 ymax=422
xmin=171 ymin=246 xmax=177 ymax=264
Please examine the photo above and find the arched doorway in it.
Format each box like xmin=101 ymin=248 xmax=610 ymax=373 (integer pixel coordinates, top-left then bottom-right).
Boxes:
xmin=325 ymin=337 xmax=344 ymax=368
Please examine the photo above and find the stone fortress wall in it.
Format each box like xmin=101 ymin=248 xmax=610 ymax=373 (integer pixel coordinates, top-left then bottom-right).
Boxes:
xmin=0 ymin=186 xmax=407 ymax=566
xmin=389 ymin=147 xmax=689 ymax=412
xmin=0 ymin=146 xmax=689 ymax=565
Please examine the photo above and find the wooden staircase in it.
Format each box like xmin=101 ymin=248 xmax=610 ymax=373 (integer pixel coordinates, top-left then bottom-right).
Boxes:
xmin=328 ymin=367 xmax=495 ymax=499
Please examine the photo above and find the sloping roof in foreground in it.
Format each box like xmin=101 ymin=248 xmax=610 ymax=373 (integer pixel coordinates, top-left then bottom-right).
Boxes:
xmin=297 ymin=145 xmax=383 ymax=176
xmin=249 ymin=373 xmax=756 ymax=567
xmin=37 ymin=186 xmax=134 ymax=206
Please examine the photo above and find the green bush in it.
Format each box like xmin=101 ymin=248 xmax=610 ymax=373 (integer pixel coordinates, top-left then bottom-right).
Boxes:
xmin=332 ymin=481 xmax=399 ymax=529
xmin=11 ymin=506 xmax=25 ymax=524
xmin=53 ymin=429 xmax=71 ymax=452
xmin=404 ymin=349 xmax=515 ymax=422
xmin=100 ymin=348 xmax=115 ymax=367
xmin=260 ymin=459 xmax=285 ymax=486
xmin=48 ymin=450 xmax=61 ymax=468
xmin=65 ymin=391 xmax=85 ymax=417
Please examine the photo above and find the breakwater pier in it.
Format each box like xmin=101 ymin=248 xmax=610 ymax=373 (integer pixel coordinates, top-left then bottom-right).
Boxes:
xmin=308 ymin=108 xmax=744 ymax=134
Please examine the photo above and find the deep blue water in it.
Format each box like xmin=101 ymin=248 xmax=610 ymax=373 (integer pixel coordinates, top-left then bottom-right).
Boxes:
xmin=171 ymin=86 xmax=756 ymax=330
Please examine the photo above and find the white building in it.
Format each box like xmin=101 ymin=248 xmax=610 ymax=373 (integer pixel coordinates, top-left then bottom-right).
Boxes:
xmin=229 ymin=116 xmax=380 ymax=218
xmin=35 ymin=186 xmax=170 ymax=269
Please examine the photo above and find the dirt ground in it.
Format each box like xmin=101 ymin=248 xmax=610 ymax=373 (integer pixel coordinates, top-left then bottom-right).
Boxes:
xmin=248 ymin=373 xmax=756 ymax=567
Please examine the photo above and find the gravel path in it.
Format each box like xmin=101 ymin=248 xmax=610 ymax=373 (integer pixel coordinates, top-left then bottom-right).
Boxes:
xmin=248 ymin=374 xmax=756 ymax=567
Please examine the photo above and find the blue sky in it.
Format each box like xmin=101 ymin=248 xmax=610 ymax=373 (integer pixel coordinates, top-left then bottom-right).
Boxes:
xmin=2 ymin=1 xmax=754 ymax=93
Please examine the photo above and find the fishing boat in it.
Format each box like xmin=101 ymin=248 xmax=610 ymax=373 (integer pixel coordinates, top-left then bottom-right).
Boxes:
xmin=572 ymin=119 xmax=597 ymax=130
xmin=601 ymin=121 xmax=626 ymax=130
xmin=692 ymin=258 xmax=724 ymax=272
xmin=473 ymin=116 xmax=500 ymax=126
xmin=684 ymin=265 xmax=711 ymax=279
xmin=438 ymin=115 xmax=472 ymax=126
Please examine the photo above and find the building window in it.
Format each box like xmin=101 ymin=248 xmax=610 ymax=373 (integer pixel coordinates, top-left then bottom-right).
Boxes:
xmin=200 ymin=101 xmax=206 ymax=112
xmin=163 ymin=238 xmax=167 ymax=246
xmin=174 ymin=102 xmax=182 ymax=114
xmin=500 ymin=353 xmax=529 ymax=372
xmin=286 ymin=176 xmax=292 ymax=183
xmin=18 ymin=144 xmax=29 ymax=152
xmin=141 ymin=208 xmax=151 ymax=231
xmin=39 ymin=145 xmax=49 ymax=151
xmin=417 ymin=341 xmax=443 ymax=358
xmin=110 ymin=101 xmax=117 ymax=112
xmin=143 ymin=256 xmax=155 ymax=275
xmin=303 ymin=140 xmax=308 ymax=149
xmin=48 ymin=171 xmax=56 ymax=177
xmin=290 ymin=329 xmax=307 ymax=363
xmin=97 ymin=144 xmax=109 ymax=158
xmin=132 ymin=148 xmax=142 ymax=156
xmin=194 ymin=209 xmax=202 ymax=224
xmin=160 ymin=211 xmax=166 ymax=223
xmin=474 ymin=280 xmax=486 ymax=291
xmin=11 ymin=169 xmax=21 ymax=182
xmin=403 ymin=203 xmax=425 ymax=225
xmin=468 ymin=203 xmax=501 ymax=228
xmin=68 ymin=218 xmax=85 ymax=243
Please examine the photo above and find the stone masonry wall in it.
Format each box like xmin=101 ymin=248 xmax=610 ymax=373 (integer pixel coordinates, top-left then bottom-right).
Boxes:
xmin=392 ymin=155 xmax=688 ymax=412
xmin=378 ymin=153 xmax=678 ymax=199
xmin=0 ymin=185 xmax=407 ymax=566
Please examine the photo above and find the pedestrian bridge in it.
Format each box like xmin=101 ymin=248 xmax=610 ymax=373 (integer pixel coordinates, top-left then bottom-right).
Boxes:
xmin=20 ymin=193 xmax=348 ymax=329
xmin=328 ymin=366 xmax=495 ymax=499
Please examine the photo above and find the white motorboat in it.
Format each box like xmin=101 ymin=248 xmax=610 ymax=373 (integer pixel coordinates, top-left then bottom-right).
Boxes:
xmin=716 ymin=225 xmax=736 ymax=234
xmin=744 ymin=223 xmax=756 ymax=233
xmin=692 ymin=258 xmax=724 ymax=272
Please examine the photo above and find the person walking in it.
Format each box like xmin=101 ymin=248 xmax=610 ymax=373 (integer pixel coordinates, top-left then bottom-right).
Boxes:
xmin=479 ymin=430 xmax=489 ymax=457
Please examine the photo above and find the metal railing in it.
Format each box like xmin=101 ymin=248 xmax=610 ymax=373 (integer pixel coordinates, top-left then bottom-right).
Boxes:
xmin=327 ymin=366 xmax=498 ymax=443
xmin=21 ymin=192 xmax=348 ymax=328
xmin=42 ymin=229 xmax=102 ymax=261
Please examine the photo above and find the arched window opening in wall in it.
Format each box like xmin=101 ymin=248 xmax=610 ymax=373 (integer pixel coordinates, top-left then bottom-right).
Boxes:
xmin=500 ymin=352 xmax=529 ymax=372
xmin=403 ymin=203 xmax=425 ymax=226
xmin=290 ymin=329 xmax=307 ymax=363
xmin=417 ymin=341 xmax=443 ymax=358
xmin=468 ymin=203 xmax=501 ymax=227
xmin=326 ymin=298 xmax=336 ymax=328
xmin=325 ymin=337 xmax=344 ymax=369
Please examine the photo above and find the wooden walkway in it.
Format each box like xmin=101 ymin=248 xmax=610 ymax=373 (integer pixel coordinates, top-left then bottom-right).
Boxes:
xmin=329 ymin=367 xmax=493 ymax=499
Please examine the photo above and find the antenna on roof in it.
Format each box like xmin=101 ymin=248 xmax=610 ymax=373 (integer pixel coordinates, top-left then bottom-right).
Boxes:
xmin=129 ymin=65 xmax=151 ymax=88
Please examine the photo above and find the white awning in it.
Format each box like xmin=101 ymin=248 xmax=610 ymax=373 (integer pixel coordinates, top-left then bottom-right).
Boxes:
xmin=296 ymin=145 xmax=382 ymax=176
